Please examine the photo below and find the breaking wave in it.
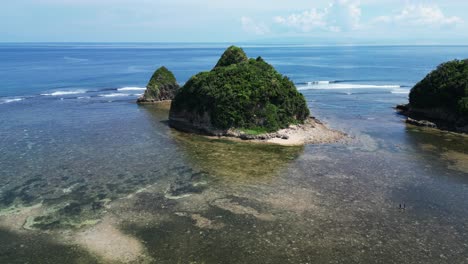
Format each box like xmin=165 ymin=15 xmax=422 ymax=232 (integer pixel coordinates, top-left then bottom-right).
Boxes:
xmin=41 ymin=89 xmax=88 ymax=96
xmin=117 ymin=87 xmax=146 ymax=91
xmin=297 ymin=81 xmax=401 ymax=90
xmin=0 ymin=98 xmax=24 ymax=104
xmin=391 ymin=88 xmax=410 ymax=94
xmin=99 ymin=93 xmax=131 ymax=97
xmin=63 ymin=56 xmax=89 ymax=62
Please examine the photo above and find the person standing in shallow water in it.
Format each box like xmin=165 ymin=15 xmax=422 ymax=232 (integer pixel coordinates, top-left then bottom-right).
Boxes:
xmin=399 ymin=203 xmax=406 ymax=210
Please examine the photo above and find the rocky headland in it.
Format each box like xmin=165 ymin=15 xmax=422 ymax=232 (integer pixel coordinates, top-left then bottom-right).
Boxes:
xmin=396 ymin=59 xmax=468 ymax=133
xmin=137 ymin=66 xmax=180 ymax=104
xmin=168 ymin=46 xmax=344 ymax=145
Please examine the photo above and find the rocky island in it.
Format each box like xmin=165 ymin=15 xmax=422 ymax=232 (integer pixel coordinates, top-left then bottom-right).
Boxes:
xmin=137 ymin=66 xmax=180 ymax=104
xmin=397 ymin=59 xmax=468 ymax=133
xmin=169 ymin=46 xmax=344 ymax=145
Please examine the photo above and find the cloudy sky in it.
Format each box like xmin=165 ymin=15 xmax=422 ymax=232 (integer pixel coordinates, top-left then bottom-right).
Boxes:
xmin=1 ymin=0 xmax=467 ymax=44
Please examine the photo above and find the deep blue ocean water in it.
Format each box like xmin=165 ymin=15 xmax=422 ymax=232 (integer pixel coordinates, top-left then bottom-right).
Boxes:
xmin=2 ymin=44 xmax=466 ymax=154
xmin=0 ymin=43 xmax=468 ymax=263
xmin=1 ymin=43 xmax=467 ymax=98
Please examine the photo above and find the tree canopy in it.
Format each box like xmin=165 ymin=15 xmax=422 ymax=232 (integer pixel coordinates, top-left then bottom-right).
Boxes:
xmin=145 ymin=66 xmax=177 ymax=99
xmin=409 ymin=59 xmax=468 ymax=116
xmin=214 ymin=46 xmax=249 ymax=69
xmin=170 ymin=46 xmax=310 ymax=132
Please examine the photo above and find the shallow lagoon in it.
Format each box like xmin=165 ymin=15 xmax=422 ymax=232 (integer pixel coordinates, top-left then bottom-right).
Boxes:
xmin=1 ymin=101 xmax=467 ymax=263
xmin=0 ymin=44 xmax=468 ymax=263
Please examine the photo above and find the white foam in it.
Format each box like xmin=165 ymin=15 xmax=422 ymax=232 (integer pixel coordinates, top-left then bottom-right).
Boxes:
xmin=117 ymin=87 xmax=146 ymax=91
xmin=0 ymin=98 xmax=24 ymax=104
xmin=99 ymin=93 xmax=131 ymax=97
xmin=41 ymin=89 xmax=87 ymax=96
xmin=391 ymin=88 xmax=410 ymax=94
xmin=63 ymin=56 xmax=89 ymax=62
xmin=298 ymin=82 xmax=401 ymax=90
xmin=309 ymin=81 xmax=334 ymax=85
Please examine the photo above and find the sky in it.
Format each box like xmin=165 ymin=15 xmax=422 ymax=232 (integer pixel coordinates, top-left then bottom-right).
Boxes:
xmin=1 ymin=0 xmax=467 ymax=44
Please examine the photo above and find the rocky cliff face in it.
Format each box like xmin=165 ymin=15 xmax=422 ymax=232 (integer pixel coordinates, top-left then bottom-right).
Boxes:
xmin=168 ymin=109 xmax=222 ymax=135
xmin=137 ymin=66 xmax=180 ymax=103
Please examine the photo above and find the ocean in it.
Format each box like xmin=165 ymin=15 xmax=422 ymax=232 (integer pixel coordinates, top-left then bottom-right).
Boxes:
xmin=0 ymin=43 xmax=467 ymax=263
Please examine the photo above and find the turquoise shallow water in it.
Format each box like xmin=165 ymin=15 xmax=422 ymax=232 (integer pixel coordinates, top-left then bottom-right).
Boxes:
xmin=0 ymin=44 xmax=467 ymax=263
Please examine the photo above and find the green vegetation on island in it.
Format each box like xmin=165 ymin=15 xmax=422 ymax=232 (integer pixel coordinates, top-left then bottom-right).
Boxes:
xmin=137 ymin=66 xmax=180 ymax=103
xmin=409 ymin=59 xmax=468 ymax=115
xmin=214 ymin=45 xmax=249 ymax=68
xmin=169 ymin=46 xmax=310 ymax=134
xmin=398 ymin=59 xmax=468 ymax=132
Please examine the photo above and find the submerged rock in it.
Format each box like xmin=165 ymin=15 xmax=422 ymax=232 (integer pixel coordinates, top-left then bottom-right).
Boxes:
xmin=137 ymin=66 xmax=180 ymax=103
xmin=169 ymin=46 xmax=310 ymax=136
xmin=168 ymin=180 xmax=205 ymax=197
xmin=397 ymin=60 xmax=468 ymax=133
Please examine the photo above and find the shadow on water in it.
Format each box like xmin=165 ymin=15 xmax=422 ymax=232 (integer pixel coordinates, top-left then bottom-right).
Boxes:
xmin=137 ymin=101 xmax=172 ymax=121
xmin=122 ymin=206 xmax=307 ymax=264
xmin=403 ymin=125 xmax=468 ymax=176
xmin=140 ymin=104 xmax=305 ymax=184
xmin=0 ymin=228 xmax=100 ymax=264
xmin=171 ymin=132 xmax=304 ymax=184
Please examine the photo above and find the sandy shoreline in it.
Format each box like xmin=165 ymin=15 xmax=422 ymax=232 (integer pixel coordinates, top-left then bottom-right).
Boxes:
xmin=266 ymin=118 xmax=346 ymax=145
xmin=207 ymin=117 xmax=346 ymax=146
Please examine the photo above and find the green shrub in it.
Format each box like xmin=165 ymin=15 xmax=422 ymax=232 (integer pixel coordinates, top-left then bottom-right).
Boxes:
xmin=458 ymin=97 xmax=468 ymax=115
xmin=409 ymin=59 xmax=468 ymax=116
xmin=214 ymin=46 xmax=248 ymax=68
xmin=145 ymin=66 xmax=177 ymax=99
xmin=171 ymin=46 xmax=310 ymax=132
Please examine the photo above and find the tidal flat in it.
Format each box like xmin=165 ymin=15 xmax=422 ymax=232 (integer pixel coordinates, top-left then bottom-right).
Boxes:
xmin=1 ymin=44 xmax=468 ymax=263
xmin=1 ymin=102 xmax=467 ymax=264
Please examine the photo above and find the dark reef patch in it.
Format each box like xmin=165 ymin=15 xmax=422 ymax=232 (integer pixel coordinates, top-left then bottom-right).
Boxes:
xmin=0 ymin=228 xmax=100 ymax=263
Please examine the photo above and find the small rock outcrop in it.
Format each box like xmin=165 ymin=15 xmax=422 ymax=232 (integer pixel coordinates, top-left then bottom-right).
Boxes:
xmin=169 ymin=46 xmax=310 ymax=136
xmin=137 ymin=66 xmax=180 ymax=103
xmin=406 ymin=117 xmax=437 ymax=128
xmin=397 ymin=59 xmax=468 ymax=133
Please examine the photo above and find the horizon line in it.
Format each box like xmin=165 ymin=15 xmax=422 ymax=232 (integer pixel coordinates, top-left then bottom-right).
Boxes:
xmin=1 ymin=41 xmax=468 ymax=47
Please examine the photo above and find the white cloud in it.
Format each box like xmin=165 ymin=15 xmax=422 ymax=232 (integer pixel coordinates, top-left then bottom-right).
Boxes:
xmin=274 ymin=9 xmax=328 ymax=32
xmin=241 ymin=16 xmax=270 ymax=35
xmin=375 ymin=4 xmax=463 ymax=27
xmin=328 ymin=0 xmax=362 ymax=31
xmin=273 ymin=0 xmax=361 ymax=32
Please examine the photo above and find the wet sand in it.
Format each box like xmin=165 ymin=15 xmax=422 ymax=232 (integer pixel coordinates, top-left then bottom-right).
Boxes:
xmin=205 ymin=117 xmax=346 ymax=146
xmin=266 ymin=118 xmax=346 ymax=146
